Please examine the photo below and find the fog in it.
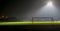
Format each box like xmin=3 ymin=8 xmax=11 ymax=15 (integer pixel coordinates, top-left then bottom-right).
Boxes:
xmin=1 ymin=0 xmax=60 ymax=21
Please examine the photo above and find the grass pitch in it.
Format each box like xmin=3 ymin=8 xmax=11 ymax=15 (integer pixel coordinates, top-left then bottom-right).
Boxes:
xmin=0 ymin=21 xmax=60 ymax=25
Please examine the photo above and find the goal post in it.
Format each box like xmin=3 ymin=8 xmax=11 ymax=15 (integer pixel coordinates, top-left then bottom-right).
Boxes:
xmin=32 ymin=17 xmax=54 ymax=22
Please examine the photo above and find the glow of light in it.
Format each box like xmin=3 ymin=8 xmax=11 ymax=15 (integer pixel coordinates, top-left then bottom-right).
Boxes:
xmin=46 ymin=1 xmax=53 ymax=6
xmin=2 ymin=16 xmax=4 ymax=18
xmin=5 ymin=16 xmax=8 ymax=18
xmin=35 ymin=0 xmax=58 ymax=18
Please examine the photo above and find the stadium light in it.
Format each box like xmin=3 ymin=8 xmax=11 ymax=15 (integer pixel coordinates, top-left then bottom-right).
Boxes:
xmin=46 ymin=1 xmax=53 ymax=6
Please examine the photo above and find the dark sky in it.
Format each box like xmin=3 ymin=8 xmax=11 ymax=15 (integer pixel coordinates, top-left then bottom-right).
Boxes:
xmin=0 ymin=0 xmax=46 ymax=17
xmin=0 ymin=0 xmax=36 ymax=16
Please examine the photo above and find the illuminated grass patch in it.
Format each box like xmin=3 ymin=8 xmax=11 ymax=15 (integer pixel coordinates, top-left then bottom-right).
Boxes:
xmin=0 ymin=21 xmax=60 ymax=25
xmin=0 ymin=22 xmax=32 ymax=25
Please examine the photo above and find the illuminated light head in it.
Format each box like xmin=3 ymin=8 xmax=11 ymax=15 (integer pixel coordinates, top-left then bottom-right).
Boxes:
xmin=46 ymin=1 xmax=53 ymax=6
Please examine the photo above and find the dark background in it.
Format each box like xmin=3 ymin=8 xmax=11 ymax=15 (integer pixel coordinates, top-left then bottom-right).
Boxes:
xmin=1 ymin=0 xmax=60 ymax=21
xmin=0 ymin=25 xmax=60 ymax=31
xmin=0 ymin=0 xmax=60 ymax=30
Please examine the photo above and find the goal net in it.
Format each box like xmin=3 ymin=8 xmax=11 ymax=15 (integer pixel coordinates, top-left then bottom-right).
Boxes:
xmin=32 ymin=17 xmax=53 ymax=21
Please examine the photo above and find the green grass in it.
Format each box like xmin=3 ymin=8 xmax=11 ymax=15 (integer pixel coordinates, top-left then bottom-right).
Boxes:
xmin=0 ymin=22 xmax=32 ymax=25
xmin=0 ymin=21 xmax=60 ymax=25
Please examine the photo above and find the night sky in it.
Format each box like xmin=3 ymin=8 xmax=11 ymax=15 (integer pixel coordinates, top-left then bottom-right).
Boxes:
xmin=1 ymin=0 xmax=37 ymax=16
xmin=0 ymin=0 xmax=46 ymax=18
xmin=0 ymin=0 xmax=60 ymax=21
xmin=1 ymin=0 xmax=46 ymax=15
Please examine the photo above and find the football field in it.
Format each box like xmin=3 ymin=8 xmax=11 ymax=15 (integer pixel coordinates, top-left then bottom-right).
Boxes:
xmin=0 ymin=21 xmax=60 ymax=25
